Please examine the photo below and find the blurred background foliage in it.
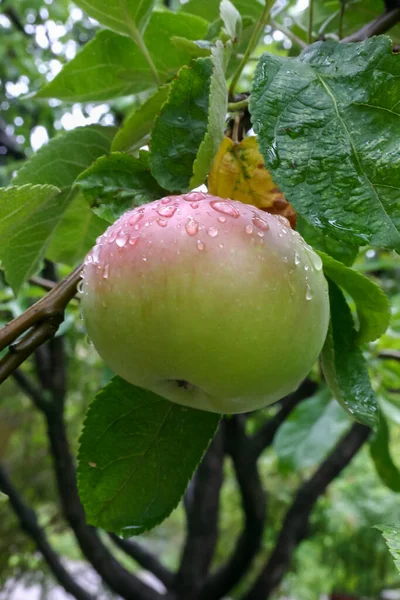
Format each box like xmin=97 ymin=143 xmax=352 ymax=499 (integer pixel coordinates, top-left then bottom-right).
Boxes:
xmin=2 ymin=0 xmax=400 ymax=598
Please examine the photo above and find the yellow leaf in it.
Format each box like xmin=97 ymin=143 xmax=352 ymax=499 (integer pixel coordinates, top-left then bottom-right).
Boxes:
xmin=208 ymin=136 xmax=296 ymax=228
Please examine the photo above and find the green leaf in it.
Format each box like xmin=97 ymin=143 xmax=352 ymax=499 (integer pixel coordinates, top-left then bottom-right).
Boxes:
xmin=46 ymin=193 xmax=108 ymax=265
xmin=370 ymin=412 xmax=400 ymax=492
xmin=112 ymin=86 xmax=170 ymax=153
xmin=190 ymin=42 xmax=229 ymax=188
xmin=319 ymin=251 xmax=390 ymax=344
xmin=74 ymin=0 xmax=155 ymax=37
xmin=78 ymin=377 xmax=220 ymax=535
xmin=150 ymin=58 xmax=213 ymax=192
xmin=220 ymin=0 xmax=242 ymax=41
xmin=321 ymin=280 xmax=379 ymax=429
xmin=376 ymin=525 xmax=400 ymax=574
xmin=0 ymin=184 xmax=61 ymax=293
xmin=12 ymin=126 xmax=115 ymax=265
xmin=170 ymin=37 xmax=213 ymax=59
xmin=250 ymin=37 xmax=400 ymax=252
xmin=13 ymin=125 xmax=115 ymax=197
xmin=36 ymin=12 xmax=209 ymax=102
xmin=76 ymin=152 xmax=166 ymax=223
xmin=297 ymin=215 xmax=358 ymax=266
xmin=273 ymin=388 xmax=351 ymax=473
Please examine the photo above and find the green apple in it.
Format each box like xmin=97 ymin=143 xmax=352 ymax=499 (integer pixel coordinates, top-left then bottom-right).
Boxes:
xmin=80 ymin=193 xmax=329 ymax=414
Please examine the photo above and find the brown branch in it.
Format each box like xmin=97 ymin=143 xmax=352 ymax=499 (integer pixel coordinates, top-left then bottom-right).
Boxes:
xmin=342 ymin=7 xmax=400 ymax=42
xmin=0 ymin=463 xmax=93 ymax=600
xmin=379 ymin=349 xmax=400 ymax=361
xmin=109 ymin=534 xmax=173 ymax=588
xmin=244 ymin=422 xmax=371 ymax=600
xmin=199 ymin=416 xmax=266 ymax=600
xmin=29 ymin=275 xmax=57 ymax=292
xmin=0 ymin=264 xmax=82 ymax=385
xmin=251 ymin=379 xmax=317 ymax=459
xmin=172 ymin=429 xmax=224 ymax=598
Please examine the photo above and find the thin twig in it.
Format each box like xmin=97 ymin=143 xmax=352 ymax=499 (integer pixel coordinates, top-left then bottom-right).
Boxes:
xmin=0 ymin=264 xmax=82 ymax=385
xmin=308 ymin=0 xmax=314 ymax=44
xmin=251 ymin=379 xmax=317 ymax=459
xmin=271 ymin=19 xmax=307 ymax=50
xmin=228 ymin=98 xmax=250 ymax=111
xmin=379 ymin=350 xmax=400 ymax=361
xmin=342 ymin=7 xmax=400 ymax=42
xmin=229 ymin=0 xmax=274 ymax=99
xmin=338 ymin=1 xmax=346 ymax=39
xmin=109 ymin=534 xmax=173 ymax=588
xmin=29 ymin=275 xmax=57 ymax=291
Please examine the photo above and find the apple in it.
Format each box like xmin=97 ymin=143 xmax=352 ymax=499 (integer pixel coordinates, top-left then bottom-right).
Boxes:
xmin=80 ymin=193 xmax=329 ymax=414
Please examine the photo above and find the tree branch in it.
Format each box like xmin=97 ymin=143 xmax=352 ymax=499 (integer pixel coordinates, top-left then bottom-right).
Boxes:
xmin=251 ymin=379 xmax=317 ymax=459
xmin=342 ymin=7 xmax=400 ymax=42
xmin=172 ymin=428 xmax=224 ymax=598
xmin=0 ymin=264 xmax=82 ymax=385
xmin=244 ymin=422 xmax=371 ymax=600
xmin=379 ymin=349 xmax=400 ymax=361
xmin=109 ymin=534 xmax=173 ymax=588
xmin=199 ymin=416 xmax=266 ymax=600
xmin=0 ymin=463 xmax=93 ymax=600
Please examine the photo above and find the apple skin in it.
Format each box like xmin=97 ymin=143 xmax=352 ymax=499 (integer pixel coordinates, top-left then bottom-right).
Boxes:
xmin=80 ymin=193 xmax=329 ymax=414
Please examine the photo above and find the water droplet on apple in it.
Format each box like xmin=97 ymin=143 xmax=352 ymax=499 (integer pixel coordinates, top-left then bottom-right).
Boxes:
xmin=294 ymin=252 xmax=300 ymax=265
xmin=157 ymin=218 xmax=168 ymax=227
xmin=210 ymin=200 xmax=239 ymax=218
xmin=108 ymin=228 xmax=119 ymax=243
xmin=218 ymin=216 xmax=227 ymax=224
xmin=129 ymin=234 xmax=139 ymax=246
xmin=190 ymin=202 xmax=199 ymax=209
xmin=277 ymin=215 xmax=290 ymax=226
xmin=310 ymin=252 xmax=323 ymax=271
xmin=129 ymin=211 xmax=144 ymax=226
xmin=116 ymin=234 xmax=129 ymax=248
xmin=77 ymin=280 xmax=84 ymax=294
xmin=207 ymin=226 xmax=218 ymax=238
xmin=278 ymin=233 xmax=283 ymax=238
xmin=219 ymin=243 xmax=224 ymax=248
xmin=161 ymin=197 xmax=173 ymax=204
xmin=185 ymin=217 xmax=199 ymax=236
xmin=85 ymin=254 xmax=93 ymax=265
xmin=103 ymin=264 xmax=109 ymax=279
xmin=157 ymin=204 xmax=177 ymax=217
xmin=197 ymin=240 xmax=205 ymax=251
xmin=304 ymin=264 xmax=309 ymax=271
xmin=92 ymin=246 xmax=100 ymax=263
xmin=245 ymin=225 xmax=253 ymax=234
xmin=185 ymin=192 xmax=205 ymax=202
xmin=306 ymin=284 xmax=313 ymax=300
xmin=257 ymin=231 xmax=264 ymax=238
xmin=252 ymin=215 xmax=269 ymax=231
xmin=142 ymin=256 xmax=147 ymax=262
